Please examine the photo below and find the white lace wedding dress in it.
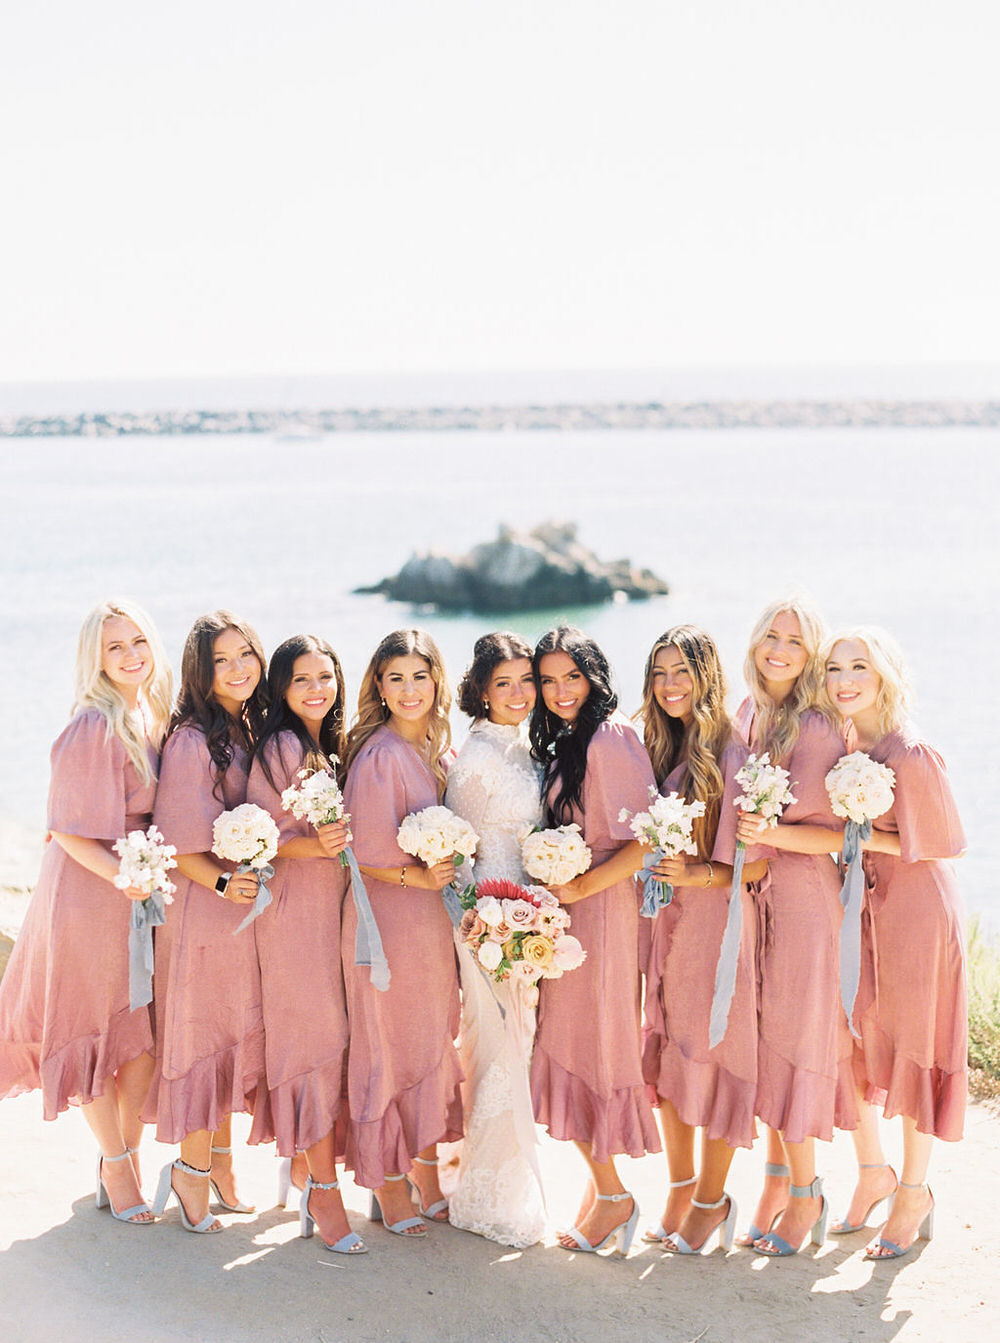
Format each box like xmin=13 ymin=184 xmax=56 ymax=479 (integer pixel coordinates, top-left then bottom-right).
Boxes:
xmin=444 ymin=718 xmax=547 ymax=1247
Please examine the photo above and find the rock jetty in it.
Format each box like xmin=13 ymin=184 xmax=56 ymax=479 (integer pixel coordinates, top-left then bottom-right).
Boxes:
xmin=356 ymin=521 xmax=669 ymax=613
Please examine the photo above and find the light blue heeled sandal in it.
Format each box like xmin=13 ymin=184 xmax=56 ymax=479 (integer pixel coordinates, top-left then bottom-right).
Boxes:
xmin=864 ymin=1182 xmax=934 ymax=1260
xmin=736 ymin=1161 xmax=789 ymax=1247
xmin=151 ymin=1159 xmax=223 ymax=1233
xmin=752 ymin=1176 xmax=828 ymax=1256
xmin=300 ymin=1175 xmax=367 ymax=1254
xmin=208 ymin=1144 xmax=255 ymax=1214
xmin=664 ymin=1192 xmax=738 ymax=1256
xmin=405 ymin=1154 xmax=449 ymax=1221
xmin=642 ymin=1174 xmax=696 ymax=1244
xmin=830 ymin=1162 xmax=897 ymax=1234
xmin=369 ymin=1173 xmax=427 ymax=1237
xmin=559 ymin=1191 xmax=640 ymax=1256
xmin=95 ymin=1149 xmax=155 ymax=1225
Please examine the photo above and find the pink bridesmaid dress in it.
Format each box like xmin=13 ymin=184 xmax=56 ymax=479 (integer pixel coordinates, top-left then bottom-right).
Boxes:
xmin=530 ymin=715 xmax=661 ymax=1162
xmin=857 ymin=726 xmax=967 ymax=1140
xmin=731 ymin=704 xmax=857 ymax=1141
xmin=245 ymin=733 xmax=350 ymax=1157
xmin=0 ymin=709 xmax=156 ymax=1116
xmin=642 ymin=746 xmax=758 ymax=1148
xmin=141 ymin=725 xmax=265 ymax=1142
xmin=341 ymin=726 xmax=463 ymax=1189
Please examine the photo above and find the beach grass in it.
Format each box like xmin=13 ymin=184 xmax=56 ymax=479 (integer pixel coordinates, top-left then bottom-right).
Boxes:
xmin=968 ymin=915 xmax=1000 ymax=1101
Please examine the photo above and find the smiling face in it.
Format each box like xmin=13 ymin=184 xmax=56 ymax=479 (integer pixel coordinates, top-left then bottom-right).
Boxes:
xmin=825 ymin=638 xmax=881 ymax=723
xmin=285 ymin=651 xmax=339 ymax=740
xmin=101 ymin=616 xmax=152 ymax=705
xmin=211 ymin=626 xmax=263 ymax=718
xmin=378 ymin=653 xmax=437 ymax=727
xmin=486 ymin=657 xmax=536 ymax=726
xmin=753 ymin=610 xmax=809 ymax=694
xmin=650 ymin=644 xmax=695 ymax=726
xmin=539 ymin=650 xmax=591 ymax=724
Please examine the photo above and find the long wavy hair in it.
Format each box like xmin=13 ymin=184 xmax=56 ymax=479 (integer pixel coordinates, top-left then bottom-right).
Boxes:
xmin=529 ymin=626 xmax=617 ymax=825
xmin=457 ymin=630 xmax=533 ymax=720
xmin=74 ymin=598 xmax=172 ymax=784
xmin=743 ymin=596 xmax=826 ymax=765
xmin=343 ymin=629 xmax=452 ymax=794
xmin=818 ymin=626 xmax=912 ymax=739
xmin=255 ymin=635 xmax=347 ymax=793
xmin=638 ymin=625 xmax=730 ymax=859
xmin=168 ymin=610 xmax=269 ymax=796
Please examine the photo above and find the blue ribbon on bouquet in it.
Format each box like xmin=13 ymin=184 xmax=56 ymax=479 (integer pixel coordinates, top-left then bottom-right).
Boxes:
xmin=233 ymin=862 xmax=275 ymax=933
xmin=639 ymin=849 xmax=674 ymax=918
xmin=708 ymin=842 xmax=745 ymax=1049
xmin=838 ymin=818 xmax=871 ymax=1040
xmin=128 ymin=891 xmax=168 ymax=1012
xmin=440 ymin=854 xmax=475 ymax=929
xmin=344 ymin=846 xmax=390 ymax=992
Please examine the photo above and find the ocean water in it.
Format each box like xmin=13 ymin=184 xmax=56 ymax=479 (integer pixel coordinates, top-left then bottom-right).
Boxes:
xmin=0 ymin=426 xmax=995 ymax=924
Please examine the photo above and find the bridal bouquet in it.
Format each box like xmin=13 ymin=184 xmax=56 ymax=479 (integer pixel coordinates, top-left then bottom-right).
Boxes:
xmin=281 ymin=767 xmax=352 ymax=867
xmin=620 ymin=786 xmax=706 ymax=916
xmin=459 ymin=877 xmax=586 ymax=985
xmin=113 ymin=824 xmax=177 ymax=1012
xmin=710 ymin=753 xmax=797 ymax=1048
xmin=397 ymin=805 xmax=480 ymax=925
xmin=520 ymin=823 xmax=592 ymax=886
xmin=826 ymin=751 xmax=896 ymax=1034
xmin=212 ymin=803 xmax=281 ymax=932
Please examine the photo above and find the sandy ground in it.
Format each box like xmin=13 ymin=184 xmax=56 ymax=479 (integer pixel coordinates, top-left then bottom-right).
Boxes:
xmin=0 ymin=1090 xmax=996 ymax=1343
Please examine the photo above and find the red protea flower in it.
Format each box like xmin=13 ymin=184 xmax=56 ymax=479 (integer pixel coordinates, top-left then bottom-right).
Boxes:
xmin=475 ymin=877 xmax=535 ymax=904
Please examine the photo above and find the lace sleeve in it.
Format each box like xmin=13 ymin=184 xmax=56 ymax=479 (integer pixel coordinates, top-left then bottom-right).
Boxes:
xmin=445 ymin=748 xmax=494 ymax=839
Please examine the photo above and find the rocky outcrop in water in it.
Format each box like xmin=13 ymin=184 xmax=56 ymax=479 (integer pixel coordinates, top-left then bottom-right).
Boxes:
xmin=356 ymin=521 xmax=669 ymax=613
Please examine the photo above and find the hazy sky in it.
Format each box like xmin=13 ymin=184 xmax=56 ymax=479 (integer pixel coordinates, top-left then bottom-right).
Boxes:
xmin=2 ymin=1 xmax=998 ymax=381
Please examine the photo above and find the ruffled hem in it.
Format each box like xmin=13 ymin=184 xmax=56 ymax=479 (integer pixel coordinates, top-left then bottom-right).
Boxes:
xmin=346 ymin=1049 xmax=465 ymax=1189
xmin=858 ymin=1031 xmax=966 ymax=1141
xmin=754 ymin=1041 xmax=858 ymax=1143
xmin=32 ymin=1011 xmax=154 ymax=1121
xmin=642 ymin=1032 xmax=756 ymax=1150
xmin=530 ymin=1046 xmax=661 ymax=1163
xmin=249 ymin=1054 xmax=350 ymax=1157
xmin=141 ymin=1025 xmax=265 ymax=1143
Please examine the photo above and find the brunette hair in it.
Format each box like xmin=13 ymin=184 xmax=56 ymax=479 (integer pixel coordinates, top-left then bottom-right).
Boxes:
xmin=529 ymin=625 xmax=617 ymax=825
xmin=743 ymin=596 xmax=826 ymax=764
xmin=457 ymin=631 xmax=533 ymax=720
xmin=74 ymin=598 xmax=172 ymax=784
xmin=255 ymin=634 xmax=347 ymax=792
xmin=343 ymin=628 xmax=452 ymax=794
xmin=818 ymin=626 xmax=912 ymax=739
xmin=638 ymin=625 xmax=730 ymax=858
xmin=168 ymin=610 xmax=269 ymax=795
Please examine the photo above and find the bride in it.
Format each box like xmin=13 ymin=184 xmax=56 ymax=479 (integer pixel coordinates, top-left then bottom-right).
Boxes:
xmin=444 ymin=632 xmax=546 ymax=1247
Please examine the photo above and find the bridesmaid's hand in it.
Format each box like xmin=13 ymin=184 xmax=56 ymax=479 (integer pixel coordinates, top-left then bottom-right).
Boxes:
xmin=118 ymin=883 xmax=149 ymax=902
xmin=316 ymin=820 xmax=350 ymax=859
xmin=417 ymin=857 xmax=456 ymax=891
xmin=224 ymin=871 xmax=260 ymax=904
xmin=548 ymin=877 xmax=586 ymax=904
xmin=735 ymin=810 xmax=772 ymax=846
xmin=651 ymin=855 xmax=688 ymax=884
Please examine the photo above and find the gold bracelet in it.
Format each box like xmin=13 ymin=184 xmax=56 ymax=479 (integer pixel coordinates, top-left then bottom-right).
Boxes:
xmin=703 ymin=861 xmax=714 ymax=888
xmin=400 ymin=865 xmax=406 ymax=887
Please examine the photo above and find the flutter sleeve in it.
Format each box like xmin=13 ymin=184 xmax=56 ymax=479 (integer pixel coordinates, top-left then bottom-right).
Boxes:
xmin=891 ymin=740 xmax=966 ymax=863
xmin=343 ymin=739 xmax=413 ymax=868
xmin=712 ymin=741 xmax=769 ymax=867
xmin=246 ymin=734 xmax=310 ymax=845
xmin=153 ymin=726 xmax=224 ymax=854
xmin=46 ymin=709 xmax=127 ymax=840
xmin=583 ymin=717 xmax=656 ymax=846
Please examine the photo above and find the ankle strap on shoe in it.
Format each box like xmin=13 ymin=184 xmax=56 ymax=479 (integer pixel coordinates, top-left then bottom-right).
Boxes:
xmin=412 ymin=1156 xmax=439 ymax=1166
xmin=595 ymin=1191 xmax=633 ymax=1203
xmin=175 ymin=1159 xmax=211 ymax=1177
xmin=691 ymin=1194 xmax=728 ymax=1211
xmin=668 ymin=1175 xmax=697 ymax=1189
xmin=384 ymin=1172 xmax=407 ymax=1182
xmin=899 ymin=1180 xmax=928 ymax=1190
xmin=859 ymin=1162 xmax=890 ymax=1170
xmin=210 ymin=1145 xmax=233 ymax=1156
xmin=307 ymin=1177 xmax=341 ymax=1191
xmin=764 ymin=1163 xmax=790 ymax=1178
xmin=790 ymin=1177 xmax=823 ymax=1199
xmin=101 ymin=1150 xmax=132 ymax=1164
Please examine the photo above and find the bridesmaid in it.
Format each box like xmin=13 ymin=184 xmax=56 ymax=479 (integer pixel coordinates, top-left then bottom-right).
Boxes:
xmin=823 ymin=628 xmax=966 ymax=1260
xmin=529 ymin=625 xmax=660 ymax=1256
xmin=145 ymin=611 xmax=269 ymax=1233
xmin=341 ymin=628 xmax=463 ymax=1238
xmin=731 ymin=598 xmax=856 ymax=1256
xmin=445 ymin=631 xmax=545 ymax=1247
xmin=0 ymin=599 xmax=172 ymax=1224
xmin=246 ymin=635 xmax=363 ymax=1253
xmin=638 ymin=626 xmax=767 ymax=1255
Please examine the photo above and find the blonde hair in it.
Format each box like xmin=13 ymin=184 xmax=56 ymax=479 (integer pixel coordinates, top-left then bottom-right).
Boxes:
xmin=74 ymin=599 xmax=172 ymax=783
xmin=638 ymin=625 xmax=730 ymax=859
xmin=344 ymin=629 xmax=452 ymax=795
xmin=819 ymin=626 xmax=912 ymax=739
xmin=743 ymin=596 xmax=826 ymax=765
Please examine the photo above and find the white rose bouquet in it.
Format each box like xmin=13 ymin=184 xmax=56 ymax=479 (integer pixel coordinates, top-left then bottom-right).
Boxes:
xmin=212 ymin=803 xmax=281 ymax=932
xmin=520 ymin=823 xmax=592 ymax=887
xmin=620 ymin=786 xmax=707 ymax=916
xmin=113 ymin=824 xmax=178 ymax=1012
xmin=710 ymin=753 xmax=797 ymax=1048
xmin=397 ymin=805 xmax=480 ymax=925
xmin=281 ymin=766 xmax=352 ymax=867
xmin=825 ymin=751 xmax=896 ymax=1035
